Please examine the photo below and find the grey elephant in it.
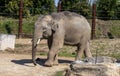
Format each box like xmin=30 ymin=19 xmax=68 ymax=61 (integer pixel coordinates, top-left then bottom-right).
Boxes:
xmin=32 ymin=11 xmax=92 ymax=67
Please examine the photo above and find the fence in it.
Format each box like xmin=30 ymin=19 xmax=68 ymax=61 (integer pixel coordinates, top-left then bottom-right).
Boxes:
xmin=0 ymin=3 xmax=120 ymax=39
xmin=0 ymin=1 xmax=120 ymax=60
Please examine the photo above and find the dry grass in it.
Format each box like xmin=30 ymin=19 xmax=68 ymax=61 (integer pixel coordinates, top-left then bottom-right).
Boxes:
xmin=90 ymin=38 xmax=120 ymax=59
xmin=4 ymin=38 xmax=120 ymax=59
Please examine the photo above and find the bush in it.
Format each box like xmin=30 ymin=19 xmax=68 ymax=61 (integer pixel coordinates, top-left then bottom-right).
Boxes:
xmin=0 ymin=16 xmax=36 ymax=37
xmin=110 ymin=26 xmax=120 ymax=38
xmin=0 ymin=19 xmax=17 ymax=34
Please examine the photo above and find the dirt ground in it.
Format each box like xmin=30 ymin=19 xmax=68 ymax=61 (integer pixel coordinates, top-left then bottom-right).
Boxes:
xmin=0 ymin=39 xmax=75 ymax=76
xmin=0 ymin=53 xmax=74 ymax=76
xmin=0 ymin=38 xmax=120 ymax=76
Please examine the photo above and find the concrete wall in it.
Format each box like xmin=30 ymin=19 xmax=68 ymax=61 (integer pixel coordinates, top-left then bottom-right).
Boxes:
xmin=0 ymin=34 xmax=16 ymax=50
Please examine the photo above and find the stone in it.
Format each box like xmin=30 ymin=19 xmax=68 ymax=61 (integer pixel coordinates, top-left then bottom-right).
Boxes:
xmin=0 ymin=34 xmax=16 ymax=51
xmin=65 ymin=63 xmax=120 ymax=76
xmin=64 ymin=56 xmax=120 ymax=76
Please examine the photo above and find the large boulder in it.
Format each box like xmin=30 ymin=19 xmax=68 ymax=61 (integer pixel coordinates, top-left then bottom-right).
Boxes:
xmin=65 ymin=56 xmax=120 ymax=76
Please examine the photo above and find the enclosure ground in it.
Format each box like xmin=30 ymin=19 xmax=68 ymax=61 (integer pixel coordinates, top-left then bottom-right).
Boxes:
xmin=0 ymin=38 xmax=120 ymax=76
xmin=0 ymin=53 xmax=74 ymax=76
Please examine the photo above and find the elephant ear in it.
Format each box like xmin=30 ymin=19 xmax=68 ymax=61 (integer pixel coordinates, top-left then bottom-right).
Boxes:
xmin=50 ymin=20 xmax=59 ymax=31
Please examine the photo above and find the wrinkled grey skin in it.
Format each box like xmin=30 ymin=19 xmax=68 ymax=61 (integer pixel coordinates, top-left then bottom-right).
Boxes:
xmin=32 ymin=11 xmax=92 ymax=66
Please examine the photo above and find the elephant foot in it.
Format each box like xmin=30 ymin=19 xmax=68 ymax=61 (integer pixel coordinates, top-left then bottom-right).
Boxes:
xmin=53 ymin=60 xmax=59 ymax=66
xmin=44 ymin=60 xmax=53 ymax=67
xmin=32 ymin=60 xmax=37 ymax=66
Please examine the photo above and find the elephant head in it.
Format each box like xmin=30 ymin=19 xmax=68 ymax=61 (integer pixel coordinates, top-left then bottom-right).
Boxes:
xmin=32 ymin=15 xmax=59 ymax=65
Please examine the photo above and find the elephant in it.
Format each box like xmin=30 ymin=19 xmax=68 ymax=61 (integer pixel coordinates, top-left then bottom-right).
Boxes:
xmin=32 ymin=11 xmax=92 ymax=67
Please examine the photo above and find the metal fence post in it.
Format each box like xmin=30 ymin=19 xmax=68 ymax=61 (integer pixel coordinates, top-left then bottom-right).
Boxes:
xmin=57 ymin=0 xmax=62 ymax=12
xmin=18 ymin=0 xmax=23 ymax=38
xmin=91 ymin=3 xmax=96 ymax=39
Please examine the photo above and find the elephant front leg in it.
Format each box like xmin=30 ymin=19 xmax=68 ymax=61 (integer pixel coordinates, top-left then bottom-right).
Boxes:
xmin=44 ymin=48 xmax=59 ymax=67
xmin=53 ymin=54 xmax=59 ymax=65
xmin=45 ymin=53 xmax=59 ymax=66
xmin=45 ymin=34 xmax=64 ymax=67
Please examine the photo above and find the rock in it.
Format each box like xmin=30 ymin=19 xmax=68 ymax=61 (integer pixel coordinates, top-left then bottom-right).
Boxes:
xmin=0 ymin=34 xmax=16 ymax=51
xmin=64 ymin=56 xmax=119 ymax=76
xmin=65 ymin=63 xmax=120 ymax=76
xmin=83 ymin=56 xmax=117 ymax=63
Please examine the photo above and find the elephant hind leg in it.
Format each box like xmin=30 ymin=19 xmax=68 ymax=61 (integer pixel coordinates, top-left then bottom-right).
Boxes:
xmin=84 ymin=42 xmax=92 ymax=58
xmin=75 ymin=39 xmax=92 ymax=61
xmin=75 ymin=43 xmax=86 ymax=61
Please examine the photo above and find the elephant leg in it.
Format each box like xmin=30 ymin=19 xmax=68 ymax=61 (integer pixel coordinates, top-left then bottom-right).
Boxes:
xmin=53 ymin=53 xmax=59 ymax=65
xmin=53 ymin=39 xmax=64 ymax=65
xmin=45 ymin=37 xmax=55 ymax=66
xmin=75 ymin=43 xmax=86 ymax=61
xmin=45 ymin=46 xmax=59 ymax=67
xmin=84 ymin=42 xmax=92 ymax=58
xmin=45 ymin=37 xmax=64 ymax=67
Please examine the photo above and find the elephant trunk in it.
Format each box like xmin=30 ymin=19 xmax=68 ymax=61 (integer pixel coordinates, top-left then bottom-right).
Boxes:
xmin=32 ymin=32 xmax=41 ymax=66
xmin=32 ymin=36 xmax=37 ymax=65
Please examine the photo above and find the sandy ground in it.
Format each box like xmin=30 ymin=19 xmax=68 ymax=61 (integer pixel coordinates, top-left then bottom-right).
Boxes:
xmin=1 ymin=38 xmax=120 ymax=76
xmin=0 ymin=53 xmax=74 ymax=76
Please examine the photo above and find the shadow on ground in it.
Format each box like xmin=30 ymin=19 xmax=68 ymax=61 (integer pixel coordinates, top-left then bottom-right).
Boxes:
xmin=116 ymin=59 xmax=120 ymax=63
xmin=11 ymin=58 xmax=73 ymax=67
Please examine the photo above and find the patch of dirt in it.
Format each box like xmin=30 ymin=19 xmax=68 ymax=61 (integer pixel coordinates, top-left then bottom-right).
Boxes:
xmin=0 ymin=53 xmax=74 ymax=76
xmin=0 ymin=39 xmax=75 ymax=76
xmin=1 ymin=38 xmax=120 ymax=76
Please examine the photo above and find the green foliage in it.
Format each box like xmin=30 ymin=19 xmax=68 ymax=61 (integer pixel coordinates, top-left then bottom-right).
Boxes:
xmin=54 ymin=71 xmax=64 ymax=76
xmin=116 ymin=2 xmax=120 ymax=19
xmin=75 ymin=1 xmax=91 ymax=17
xmin=0 ymin=18 xmax=18 ymax=34
xmin=4 ymin=0 xmax=19 ymax=17
xmin=32 ymin=0 xmax=55 ymax=15
xmin=0 ymin=0 xmax=5 ymax=12
xmin=0 ymin=16 xmax=36 ymax=35
xmin=22 ymin=20 xmax=34 ymax=35
xmin=0 ymin=0 xmax=55 ymax=18
xmin=109 ymin=53 xmax=120 ymax=59
xmin=61 ymin=0 xmax=91 ymax=17
xmin=97 ymin=0 xmax=118 ymax=20
xmin=110 ymin=25 xmax=120 ymax=38
xmin=1 ymin=0 xmax=33 ymax=18
xmin=22 ymin=0 xmax=33 ymax=18
xmin=58 ymin=51 xmax=75 ymax=57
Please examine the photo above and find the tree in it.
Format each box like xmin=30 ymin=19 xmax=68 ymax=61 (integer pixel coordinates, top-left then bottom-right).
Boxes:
xmin=0 ymin=0 xmax=13 ymax=13
xmin=61 ymin=0 xmax=91 ymax=17
xmin=116 ymin=1 xmax=120 ymax=19
xmin=4 ymin=0 xmax=19 ymax=17
xmin=97 ymin=0 xmax=118 ymax=20
xmin=0 ymin=0 xmax=56 ymax=18
xmin=2 ymin=0 xmax=33 ymax=18
xmin=32 ymin=0 xmax=55 ymax=15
